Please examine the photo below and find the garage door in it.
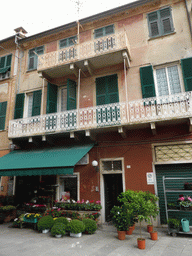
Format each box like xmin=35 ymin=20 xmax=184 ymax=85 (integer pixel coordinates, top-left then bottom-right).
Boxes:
xmin=156 ymin=164 xmax=192 ymax=225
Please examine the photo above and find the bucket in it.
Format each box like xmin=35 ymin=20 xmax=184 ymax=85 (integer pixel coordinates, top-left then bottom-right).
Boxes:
xmin=181 ymin=218 xmax=190 ymax=232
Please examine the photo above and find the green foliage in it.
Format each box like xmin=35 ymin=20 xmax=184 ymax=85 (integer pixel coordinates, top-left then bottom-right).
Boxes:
xmin=67 ymin=220 xmax=85 ymax=234
xmin=110 ymin=205 xmax=131 ymax=231
xmin=51 ymin=223 xmax=66 ymax=236
xmin=82 ymin=219 xmax=97 ymax=234
xmin=0 ymin=205 xmax=16 ymax=212
xmin=167 ymin=218 xmax=180 ymax=229
xmin=54 ymin=217 xmax=69 ymax=226
xmin=37 ymin=215 xmax=54 ymax=231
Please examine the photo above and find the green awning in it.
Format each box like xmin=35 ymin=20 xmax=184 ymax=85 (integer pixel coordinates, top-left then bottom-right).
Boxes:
xmin=0 ymin=144 xmax=94 ymax=176
xmin=0 ymin=67 xmax=10 ymax=74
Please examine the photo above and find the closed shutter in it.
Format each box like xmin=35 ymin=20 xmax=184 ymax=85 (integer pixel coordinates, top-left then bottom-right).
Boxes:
xmin=159 ymin=7 xmax=173 ymax=35
xmin=156 ymin=164 xmax=192 ymax=225
xmin=148 ymin=11 xmax=160 ymax=37
xmin=0 ymin=101 xmax=7 ymax=130
xmin=14 ymin=93 xmax=25 ymax=119
xmin=0 ymin=56 xmax=5 ymax=69
xmin=140 ymin=65 xmax=156 ymax=98
xmin=67 ymin=79 xmax=76 ymax=110
xmin=6 ymin=55 xmax=12 ymax=68
xmin=46 ymin=83 xmax=58 ymax=114
xmin=181 ymin=57 xmax=192 ymax=92
xmin=32 ymin=90 xmax=42 ymax=116
xmin=107 ymin=74 xmax=119 ymax=103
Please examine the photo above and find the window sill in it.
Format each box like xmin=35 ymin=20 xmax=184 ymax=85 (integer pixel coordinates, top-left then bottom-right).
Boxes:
xmin=26 ymin=68 xmax=37 ymax=73
xmin=148 ymin=31 xmax=176 ymax=41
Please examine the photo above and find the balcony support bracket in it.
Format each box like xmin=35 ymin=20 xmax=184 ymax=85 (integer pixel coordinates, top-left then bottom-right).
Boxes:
xmin=70 ymin=64 xmax=78 ymax=77
xmin=84 ymin=60 xmax=94 ymax=75
xmin=118 ymin=126 xmax=126 ymax=138
xmin=150 ymin=122 xmax=156 ymax=135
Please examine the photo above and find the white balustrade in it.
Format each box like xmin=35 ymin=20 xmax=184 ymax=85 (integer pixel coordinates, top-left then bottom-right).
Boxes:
xmin=38 ymin=32 xmax=128 ymax=71
xmin=8 ymin=92 xmax=192 ymax=138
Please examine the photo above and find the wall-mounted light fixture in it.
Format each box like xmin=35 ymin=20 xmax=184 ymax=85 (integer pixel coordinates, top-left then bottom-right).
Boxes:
xmin=92 ymin=160 xmax=99 ymax=172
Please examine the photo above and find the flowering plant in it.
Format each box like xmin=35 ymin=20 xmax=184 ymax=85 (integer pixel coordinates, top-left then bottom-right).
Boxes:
xmin=178 ymin=195 xmax=192 ymax=208
xmin=24 ymin=213 xmax=41 ymax=220
xmin=55 ymin=200 xmax=102 ymax=211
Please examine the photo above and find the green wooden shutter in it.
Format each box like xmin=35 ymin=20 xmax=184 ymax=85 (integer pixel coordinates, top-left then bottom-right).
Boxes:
xmin=148 ymin=11 xmax=160 ymax=37
xmin=14 ymin=93 xmax=25 ymax=119
xmin=159 ymin=7 xmax=173 ymax=35
xmin=107 ymin=74 xmax=119 ymax=104
xmin=6 ymin=54 xmax=12 ymax=68
xmin=96 ymin=77 xmax=106 ymax=106
xmin=46 ymin=83 xmax=58 ymax=114
xmin=67 ymin=79 xmax=76 ymax=110
xmin=140 ymin=65 xmax=156 ymax=98
xmin=0 ymin=56 xmax=5 ymax=69
xmin=32 ymin=90 xmax=42 ymax=116
xmin=181 ymin=57 xmax=192 ymax=92
xmin=0 ymin=101 xmax=7 ymax=130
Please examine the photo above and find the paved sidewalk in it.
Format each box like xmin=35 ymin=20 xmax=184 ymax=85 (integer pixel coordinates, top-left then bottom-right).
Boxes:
xmin=0 ymin=223 xmax=192 ymax=256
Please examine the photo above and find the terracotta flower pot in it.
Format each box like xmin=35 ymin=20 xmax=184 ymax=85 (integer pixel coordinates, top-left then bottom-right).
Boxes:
xmin=117 ymin=230 xmax=126 ymax=240
xmin=126 ymin=226 xmax=134 ymax=235
xmin=147 ymin=225 xmax=153 ymax=233
xmin=132 ymin=223 xmax=135 ymax=230
xmin=150 ymin=231 xmax=158 ymax=240
xmin=137 ymin=238 xmax=145 ymax=249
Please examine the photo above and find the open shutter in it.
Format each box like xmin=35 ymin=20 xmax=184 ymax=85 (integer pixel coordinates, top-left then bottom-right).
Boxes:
xmin=0 ymin=56 xmax=5 ymax=69
xmin=46 ymin=83 xmax=58 ymax=114
xmin=107 ymin=74 xmax=119 ymax=104
xmin=67 ymin=79 xmax=76 ymax=110
xmin=14 ymin=93 xmax=25 ymax=119
xmin=96 ymin=77 xmax=106 ymax=106
xmin=32 ymin=90 xmax=42 ymax=116
xmin=181 ymin=57 xmax=192 ymax=92
xmin=6 ymin=54 xmax=12 ymax=68
xmin=140 ymin=65 xmax=156 ymax=98
xmin=0 ymin=101 xmax=7 ymax=130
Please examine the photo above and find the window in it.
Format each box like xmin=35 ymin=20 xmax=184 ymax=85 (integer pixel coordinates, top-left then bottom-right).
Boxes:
xmin=59 ymin=36 xmax=77 ymax=48
xmin=154 ymin=65 xmax=182 ymax=97
xmin=58 ymin=85 xmax=67 ymax=112
xmin=14 ymin=90 xmax=42 ymax=119
xmin=148 ymin=7 xmax=174 ymax=38
xmin=0 ymin=101 xmax=7 ymax=130
xmin=59 ymin=36 xmax=77 ymax=61
xmin=28 ymin=46 xmax=44 ymax=70
xmin=0 ymin=54 xmax=12 ymax=80
xmin=94 ymin=24 xmax=114 ymax=38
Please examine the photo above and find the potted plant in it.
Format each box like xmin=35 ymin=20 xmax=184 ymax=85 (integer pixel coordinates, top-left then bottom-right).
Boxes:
xmin=51 ymin=223 xmax=66 ymax=238
xmin=178 ymin=195 xmax=192 ymax=210
xmin=82 ymin=219 xmax=97 ymax=234
xmin=167 ymin=218 xmax=180 ymax=233
xmin=37 ymin=215 xmax=54 ymax=233
xmin=110 ymin=205 xmax=130 ymax=240
xmin=67 ymin=219 xmax=85 ymax=237
xmin=54 ymin=217 xmax=69 ymax=226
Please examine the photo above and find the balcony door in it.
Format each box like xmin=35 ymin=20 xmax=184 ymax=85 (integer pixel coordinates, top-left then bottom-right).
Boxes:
xmin=96 ymin=74 xmax=120 ymax=126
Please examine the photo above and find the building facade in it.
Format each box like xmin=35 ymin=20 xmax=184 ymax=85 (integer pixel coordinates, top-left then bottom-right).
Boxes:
xmin=0 ymin=0 xmax=192 ymax=223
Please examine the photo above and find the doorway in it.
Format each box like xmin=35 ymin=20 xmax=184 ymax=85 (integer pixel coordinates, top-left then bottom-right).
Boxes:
xmin=103 ymin=174 xmax=123 ymax=222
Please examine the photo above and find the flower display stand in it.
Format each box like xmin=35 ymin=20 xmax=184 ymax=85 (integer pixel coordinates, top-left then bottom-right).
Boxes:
xmin=20 ymin=216 xmax=38 ymax=229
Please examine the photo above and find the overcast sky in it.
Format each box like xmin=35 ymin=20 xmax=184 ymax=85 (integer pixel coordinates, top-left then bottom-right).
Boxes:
xmin=1 ymin=0 xmax=137 ymax=40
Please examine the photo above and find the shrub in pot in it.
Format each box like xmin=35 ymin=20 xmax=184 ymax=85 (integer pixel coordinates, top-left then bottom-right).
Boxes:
xmin=37 ymin=215 xmax=54 ymax=232
xmin=51 ymin=223 xmax=66 ymax=237
xmin=167 ymin=218 xmax=180 ymax=232
xmin=82 ymin=219 xmax=97 ymax=234
xmin=67 ymin=219 xmax=85 ymax=237
xmin=54 ymin=217 xmax=69 ymax=226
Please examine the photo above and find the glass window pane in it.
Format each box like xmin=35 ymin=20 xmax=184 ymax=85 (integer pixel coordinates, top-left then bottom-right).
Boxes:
xmin=28 ymin=94 xmax=33 ymax=117
xmin=167 ymin=65 xmax=181 ymax=94
xmin=156 ymin=68 xmax=169 ymax=96
xmin=60 ymin=86 xmax=67 ymax=112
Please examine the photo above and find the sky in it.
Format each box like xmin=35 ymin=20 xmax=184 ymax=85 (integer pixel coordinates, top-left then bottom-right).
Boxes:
xmin=1 ymin=0 xmax=137 ymax=40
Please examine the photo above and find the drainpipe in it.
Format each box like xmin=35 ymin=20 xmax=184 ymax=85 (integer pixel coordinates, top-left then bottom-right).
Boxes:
xmin=184 ymin=0 xmax=192 ymax=41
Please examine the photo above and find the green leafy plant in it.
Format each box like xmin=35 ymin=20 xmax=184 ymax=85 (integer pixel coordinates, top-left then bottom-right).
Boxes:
xmin=54 ymin=217 xmax=69 ymax=226
xmin=67 ymin=219 xmax=85 ymax=234
xmin=82 ymin=219 xmax=97 ymax=234
xmin=37 ymin=215 xmax=54 ymax=231
xmin=0 ymin=205 xmax=16 ymax=212
xmin=51 ymin=223 xmax=66 ymax=236
xmin=167 ymin=218 xmax=180 ymax=229
xmin=110 ymin=205 xmax=131 ymax=231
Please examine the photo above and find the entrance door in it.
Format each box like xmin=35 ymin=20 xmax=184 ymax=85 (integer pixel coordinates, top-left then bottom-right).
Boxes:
xmin=103 ymin=174 xmax=123 ymax=222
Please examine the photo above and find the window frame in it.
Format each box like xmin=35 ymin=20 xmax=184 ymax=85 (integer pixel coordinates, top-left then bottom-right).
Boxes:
xmin=94 ymin=24 xmax=114 ymax=39
xmin=153 ymin=63 xmax=184 ymax=97
xmin=147 ymin=6 xmax=174 ymax=38
xmin=57 ymin=85 xmax=67 ymax=112
xmin=28 ymin=46 xmax=44 ymax=71
xmin=59 ymin=36 xmax=77 ymax=49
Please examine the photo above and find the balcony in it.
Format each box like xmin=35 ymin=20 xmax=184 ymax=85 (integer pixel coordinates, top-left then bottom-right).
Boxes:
xmin=8 ymin=91 xmax=192 ymax=139
xmin=37 ymin=32 xmax=130 ymax=78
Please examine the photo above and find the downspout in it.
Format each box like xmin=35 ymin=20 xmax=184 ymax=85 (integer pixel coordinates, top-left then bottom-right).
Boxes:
xmin=184 ymin=0 xmax=192 ymax=41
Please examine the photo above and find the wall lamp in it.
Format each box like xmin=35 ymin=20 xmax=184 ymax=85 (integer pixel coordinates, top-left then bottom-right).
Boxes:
xmin=92 ymin=160 xmax=99 ymax=172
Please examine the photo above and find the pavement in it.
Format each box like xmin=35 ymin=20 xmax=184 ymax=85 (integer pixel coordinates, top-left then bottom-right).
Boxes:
xmin=0 ymin=222 xmax=192 ymax=256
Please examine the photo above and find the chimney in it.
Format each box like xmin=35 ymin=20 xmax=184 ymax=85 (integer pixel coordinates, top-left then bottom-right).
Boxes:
xmin=14 ymin=27 xmax=27 ymax=39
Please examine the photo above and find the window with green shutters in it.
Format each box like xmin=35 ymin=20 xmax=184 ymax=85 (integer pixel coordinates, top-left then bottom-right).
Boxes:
xmin=181 ymin=57 xmax=192 ymax=92
xmin=28 ymin=46 xmax=44 ymax=70
xmin=59 ymin=36 xmax=77 ymax=48
xmin=147 ymin=7 xmax=174 ymax=38
xmin=140 ymin=66 xmax=156 ymax=99
xmin=0 ymin=54 xmax=12 ymax=80
xmin=14 ymin=93 xmax=25 ymax=119
xmin=0 ymin=101 xmax=7 ymax=130
xmin=94 ymin=25 xmax=114 ymax=38
xmin=47 ymin=83 xmax=58 ymax=114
